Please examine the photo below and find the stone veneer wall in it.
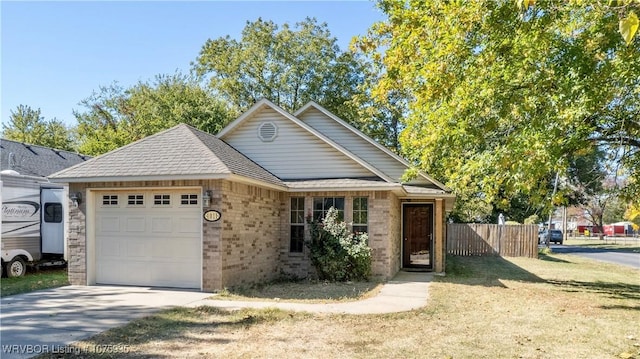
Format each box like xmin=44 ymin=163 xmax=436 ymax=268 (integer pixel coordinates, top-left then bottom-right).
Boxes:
xmin=217 ymin=181 xmax=285 ymax=289
xmin=279 ymin=190 xmax=399 ymax=281
xmin=67 ymin=182 xmax=87 ymax=286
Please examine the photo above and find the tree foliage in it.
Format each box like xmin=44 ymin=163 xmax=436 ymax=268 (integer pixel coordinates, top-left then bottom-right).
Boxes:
xmin=2 ymin=105 xmax=74 ymax=151
xmin=192 ymin=17 xmax=366 ymax=124
xmin=74 ymin=73 xmax=234 ymax=155
xmin=355 ymin=0 xmax=640 ymax=220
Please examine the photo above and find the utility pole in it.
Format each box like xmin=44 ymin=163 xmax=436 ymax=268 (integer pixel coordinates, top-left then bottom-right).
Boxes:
xmin=546 ymin=171 xmax=560 ymax=248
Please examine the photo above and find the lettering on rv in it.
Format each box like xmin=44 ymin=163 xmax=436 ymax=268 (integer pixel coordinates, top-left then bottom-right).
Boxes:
xmin=1 ymin=201 xmax=40 ymax=220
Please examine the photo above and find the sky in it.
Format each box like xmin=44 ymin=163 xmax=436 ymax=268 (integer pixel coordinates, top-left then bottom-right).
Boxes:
xmin=1 ymin=1 xmax=385 ymax=127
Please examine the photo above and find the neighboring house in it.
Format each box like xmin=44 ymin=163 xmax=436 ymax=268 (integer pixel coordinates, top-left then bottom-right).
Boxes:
xmin=50 ymin=99 xmax=455 ymax=291
xmin=1 ymin=139 xmax=90 ymax=177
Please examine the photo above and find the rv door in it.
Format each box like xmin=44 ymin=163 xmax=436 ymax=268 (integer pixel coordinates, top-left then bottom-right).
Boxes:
xmin=41 ymin=188 xmax=64 ymax=255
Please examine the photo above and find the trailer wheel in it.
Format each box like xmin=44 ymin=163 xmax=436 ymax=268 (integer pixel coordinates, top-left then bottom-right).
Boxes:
xmin=6 ymin=257 xmax=26 ymax=277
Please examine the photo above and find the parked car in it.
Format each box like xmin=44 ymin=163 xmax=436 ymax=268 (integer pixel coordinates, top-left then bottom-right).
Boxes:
xmin=538 ymin=229 xmax=563 ymax=244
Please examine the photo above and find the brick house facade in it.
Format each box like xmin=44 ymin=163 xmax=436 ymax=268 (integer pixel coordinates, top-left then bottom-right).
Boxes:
xmin=52 ymin=100 xmax=454 ymax=291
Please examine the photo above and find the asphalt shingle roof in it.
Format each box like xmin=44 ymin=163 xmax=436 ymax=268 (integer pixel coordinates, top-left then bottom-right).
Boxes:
xmin=49 ymin=124 xmax=283 ymax=187
xmin=0 ymin=139 xmax=90 ymax=177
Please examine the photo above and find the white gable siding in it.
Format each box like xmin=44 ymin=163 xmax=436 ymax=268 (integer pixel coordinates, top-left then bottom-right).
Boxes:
xmin=223 ymin=107 xmax=376 ymax=180
xmin=298 ymin=108 xmax=434 ymax=186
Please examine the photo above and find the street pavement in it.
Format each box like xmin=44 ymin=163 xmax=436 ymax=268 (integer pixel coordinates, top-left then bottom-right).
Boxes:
xmin=551 ymin=244 xmax=640 ymax=269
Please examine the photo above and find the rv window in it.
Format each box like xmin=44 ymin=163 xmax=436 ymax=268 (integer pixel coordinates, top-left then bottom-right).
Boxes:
xmin=44 ymin=203 xmax=63 ymax=223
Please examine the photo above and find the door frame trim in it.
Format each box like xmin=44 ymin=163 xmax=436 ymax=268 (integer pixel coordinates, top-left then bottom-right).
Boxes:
xmin=401 ymin=202 xmax=435 ymax=270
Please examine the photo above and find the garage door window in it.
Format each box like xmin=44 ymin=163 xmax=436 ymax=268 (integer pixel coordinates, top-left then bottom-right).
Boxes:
xmin=153 ymin=194 xmax=171 ymax=206
xmin=180 ymin=194 xmax=198 ymax=205
xmin=102 ymin=195 xmax=118 ymax=206
xmin=127 ymin=194 xmax=144 ymax=206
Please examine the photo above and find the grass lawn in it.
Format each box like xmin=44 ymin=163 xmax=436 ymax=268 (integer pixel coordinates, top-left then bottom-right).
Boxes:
xmin=0 ymin=268 xmax=69 ymax=297
xmin=38 ymin=254 xmax=640 ymax=359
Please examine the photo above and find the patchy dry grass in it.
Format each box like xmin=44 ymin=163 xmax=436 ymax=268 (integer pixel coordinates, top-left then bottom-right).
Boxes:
xmin=37 ymin=254 xmax=640 ymax=359
xmin=1 ymin=268 xmax=68 ymax=297
xmin=213 ymin=279 xmax=382 ymax=303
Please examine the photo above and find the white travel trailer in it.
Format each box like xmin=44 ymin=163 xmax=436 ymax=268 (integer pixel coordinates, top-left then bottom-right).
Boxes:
xmin=0 ymin=139 xmax=89 ymax=277
xmin=1 ymin=170 xmax=68 ymax=277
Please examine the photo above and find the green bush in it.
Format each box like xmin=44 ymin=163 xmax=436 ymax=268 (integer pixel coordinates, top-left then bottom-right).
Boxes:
xmin=307 ymin=207 xmax=372 ymax=281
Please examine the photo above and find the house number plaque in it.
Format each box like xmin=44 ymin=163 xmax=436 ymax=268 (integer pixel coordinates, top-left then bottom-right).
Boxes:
xmin=203 ymin=210 xmax=222 ymax=222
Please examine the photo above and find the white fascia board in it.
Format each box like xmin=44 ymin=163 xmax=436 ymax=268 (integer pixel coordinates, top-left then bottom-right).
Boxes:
xmin=295 ymin=101 xmax=451 ymax=192
xmin=48 ymin=173 xmax=231 ymax=183
xmin=286 ymin=184 xmax=403 ymax=193
xmin=216 ymin=99 xmax=272 ymax=138
xmin=219 ymin=99 xmax=396 ymax=183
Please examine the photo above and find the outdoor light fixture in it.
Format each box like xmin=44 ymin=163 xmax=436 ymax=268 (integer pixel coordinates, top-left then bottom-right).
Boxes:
xmin=202 ymin=190 xmax=212 ymax=208
xmin=70 ymin=192 xmax=82 ymax=207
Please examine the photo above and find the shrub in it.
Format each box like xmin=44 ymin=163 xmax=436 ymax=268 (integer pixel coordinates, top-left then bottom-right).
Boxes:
xmin=307 ymin=207 xmax=372 ymax=281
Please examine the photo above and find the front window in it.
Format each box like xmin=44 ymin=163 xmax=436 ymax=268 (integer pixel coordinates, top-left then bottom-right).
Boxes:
xmin=352 ymin=197 xmax=368 ymax=233
xmin=313 ymin=197 xmax=344 ymax=221
xmin=290 ymin=197 xmax=305 ymax=253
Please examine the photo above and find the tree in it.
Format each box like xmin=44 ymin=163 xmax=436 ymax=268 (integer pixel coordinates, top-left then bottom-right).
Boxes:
xmin=192 ymin=18 xmax=367 ymax=127
xmin=3 ymin=105 xmax=74 ymax=151
xmin=355 ymin=1 xmax=640 ymax=218
xmin=75 ymin=73 xmax=234 ymax=156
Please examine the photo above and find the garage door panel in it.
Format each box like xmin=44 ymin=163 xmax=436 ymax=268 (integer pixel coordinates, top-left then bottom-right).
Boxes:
xmin=125 ymin=217 xmax=146 ymax=232
xmin=124 ymin=239 xmax=149 ymax=258
xmin=98 ymin=217 xmax=120 ymax=233
xmin=96 ymin=236 xmax=121 ymax=257
xmin=95 ymin=189 xmax=202 ymax=289
xmin=176 ymin=217 xmax=200 ymax=233
xmin=151 ymin=217 xmax=173 ymax=233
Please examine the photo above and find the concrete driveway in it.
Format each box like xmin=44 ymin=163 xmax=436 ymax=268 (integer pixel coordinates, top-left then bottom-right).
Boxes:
xmin=0 ymin=285 xmax=212 ymax=359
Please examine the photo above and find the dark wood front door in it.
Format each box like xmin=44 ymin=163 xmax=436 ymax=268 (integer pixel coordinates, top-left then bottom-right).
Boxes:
xmin=402 ymin=204 xmax=434 ymax=268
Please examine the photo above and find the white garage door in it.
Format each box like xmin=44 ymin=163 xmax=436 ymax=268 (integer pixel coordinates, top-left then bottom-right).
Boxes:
xmin=95 ymin=189 xmax=201 ymax=289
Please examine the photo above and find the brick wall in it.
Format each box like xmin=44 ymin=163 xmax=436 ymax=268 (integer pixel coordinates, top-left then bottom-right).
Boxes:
xmin=218 ymin=181 xmax=285 ymax=289
xmin=279 ymin=190 xmax=400 ymax=281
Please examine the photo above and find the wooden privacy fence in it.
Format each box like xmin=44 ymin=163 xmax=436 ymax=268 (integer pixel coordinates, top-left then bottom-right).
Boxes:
xmin=447 ymin=224 xmax=539 ymax=258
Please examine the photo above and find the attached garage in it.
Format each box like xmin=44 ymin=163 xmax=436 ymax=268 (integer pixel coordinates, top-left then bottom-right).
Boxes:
xmin=93 ymin=189 xmax=202 ymax=289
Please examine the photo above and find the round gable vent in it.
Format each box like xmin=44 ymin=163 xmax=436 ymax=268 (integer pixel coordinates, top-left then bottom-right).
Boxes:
xmin=258 ymin=122 xmax=278 ymax=142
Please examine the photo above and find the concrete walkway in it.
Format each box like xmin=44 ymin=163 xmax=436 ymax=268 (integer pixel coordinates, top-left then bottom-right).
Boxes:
xmin=190 ymin=271 xmax=433 ymax=314
xmin=0 ymin=271 xmax=432 ymax=359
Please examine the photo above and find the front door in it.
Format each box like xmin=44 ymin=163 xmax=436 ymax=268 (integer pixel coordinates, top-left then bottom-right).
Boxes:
xmin=402 ymin=203 xmax=434 ymax=269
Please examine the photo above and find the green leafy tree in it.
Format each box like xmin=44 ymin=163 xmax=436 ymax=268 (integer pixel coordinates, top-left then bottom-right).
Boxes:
xmin=3 ymin=105 xmax=74 ymax=151
xmin=192 ymin=17 xmax=367 ymax=125
xmin=355 ymin=0 xmax=640 ymax=218
xmin=75 ymin=73 xmax=234 ymax=155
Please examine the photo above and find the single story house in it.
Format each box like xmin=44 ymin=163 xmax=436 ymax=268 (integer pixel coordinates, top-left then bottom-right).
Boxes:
xmin=50 ymin=99 xmax=455 ymax=291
